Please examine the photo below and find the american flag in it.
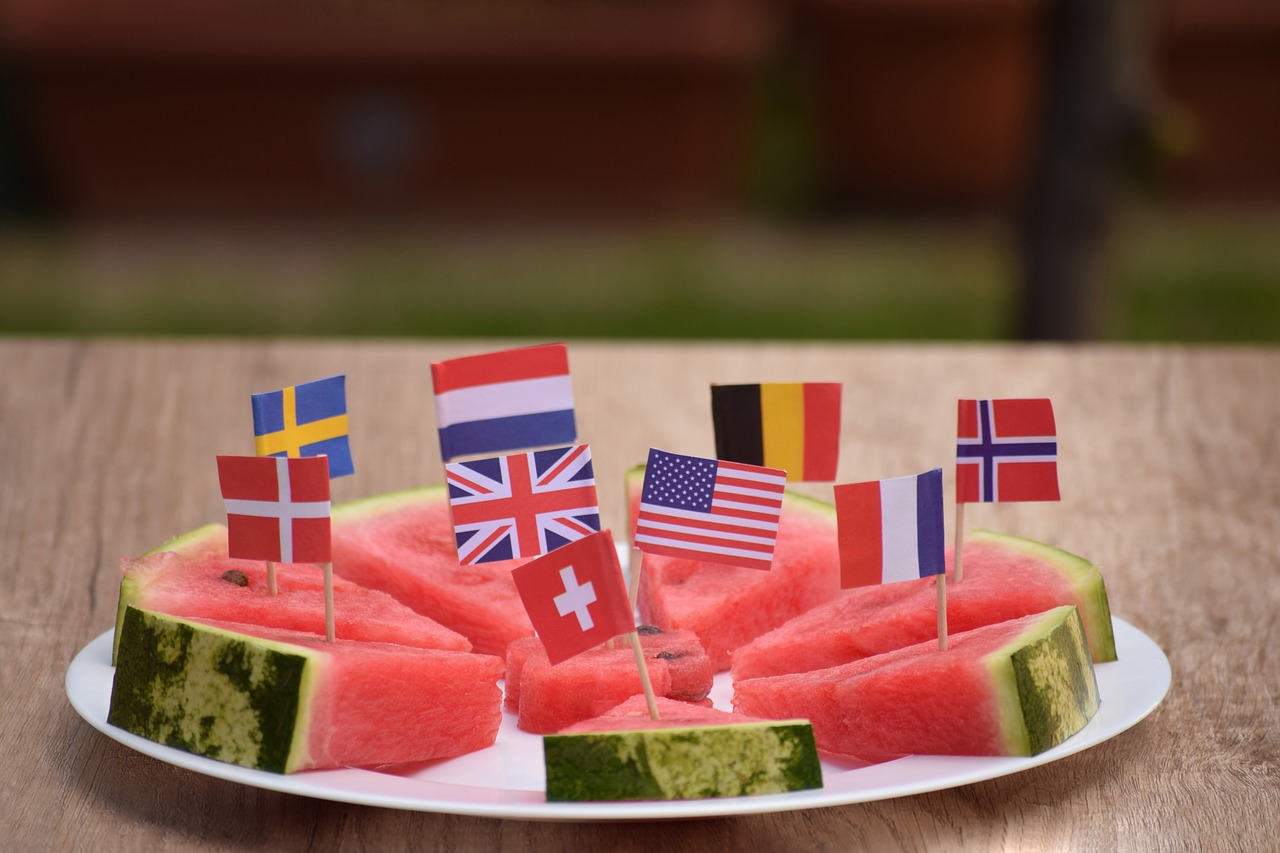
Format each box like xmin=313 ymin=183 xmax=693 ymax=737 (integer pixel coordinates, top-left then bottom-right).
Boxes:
xmin=633 ymin=448 xmax=787 ymax=570
xmin=445 ymin=444 xmax=600 ymax=565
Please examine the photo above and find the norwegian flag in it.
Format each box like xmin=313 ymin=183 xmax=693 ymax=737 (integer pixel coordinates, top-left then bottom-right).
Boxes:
xmin=445 ymin=444 xmax=600 ymax=565
xmin=633 ymin=448 xmax=787 ymax=570
xmin=510 ymin=529 xmax=634 ymax=665
xmin=956 ymin=398 xmax=1060 ymax=503
xmin=216 ymin=455 xmax=332 ymax=563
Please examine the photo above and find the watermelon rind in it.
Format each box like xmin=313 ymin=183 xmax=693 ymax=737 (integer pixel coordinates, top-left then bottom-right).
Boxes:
xmin=989 ymin=605 xmax=1101 ymax=755
xmin=968 ymin=528 xmax=1117 ymax=663
xmin=109 ymin=606 xmax=317 ymax=774
xmin=113 ymin=524 xmax=225 ymax=662
xmin=544 ymin=720 xmax=823 ymax=802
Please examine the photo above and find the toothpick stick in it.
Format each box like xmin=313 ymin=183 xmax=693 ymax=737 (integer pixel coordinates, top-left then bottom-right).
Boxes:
xmin=323 ymin=562 xmax=335 ymax=643
xmin=628 ymin=547 xmax=643 ymax=612
xmin=953 ymin=502 xmax=966 ymax=583
xmin=936 ymin=573 xmax=949 ymax=652
xmin=627 ymin=630 xmax=661 ymax=721
xmin=266 ymin=560 xmax=277 ymax=595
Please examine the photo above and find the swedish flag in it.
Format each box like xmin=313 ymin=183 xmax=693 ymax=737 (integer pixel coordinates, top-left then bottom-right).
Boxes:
xmin=251 ymin=375 xmax=354 ymax=478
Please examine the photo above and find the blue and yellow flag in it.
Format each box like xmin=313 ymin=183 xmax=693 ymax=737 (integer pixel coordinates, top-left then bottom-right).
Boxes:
xmin=251 ymin=375 xmax=353 ymax=478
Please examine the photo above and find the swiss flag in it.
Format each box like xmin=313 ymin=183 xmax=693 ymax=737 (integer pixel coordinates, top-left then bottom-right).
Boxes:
xmin=510 ymin=529 xmax=634 ymax=665
xmin=217 ymin=455 xmax=332 ymax=564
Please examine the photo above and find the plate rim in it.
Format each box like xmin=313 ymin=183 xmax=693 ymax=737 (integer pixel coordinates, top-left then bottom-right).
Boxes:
xmin=65 ymin=616 xmax=1171 ymax=822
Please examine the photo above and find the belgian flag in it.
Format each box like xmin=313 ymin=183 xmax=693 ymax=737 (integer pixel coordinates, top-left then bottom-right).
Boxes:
xmin=711 ymin=383 xmax=842 ymax=482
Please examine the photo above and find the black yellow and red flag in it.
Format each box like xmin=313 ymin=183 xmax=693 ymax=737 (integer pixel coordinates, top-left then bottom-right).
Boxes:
xmin=710 ymin=383 xmax=842 ymax=482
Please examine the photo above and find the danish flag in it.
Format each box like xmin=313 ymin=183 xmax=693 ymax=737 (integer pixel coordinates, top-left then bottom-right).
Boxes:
xmin=216 ymin=455 xmax=331 ymax=563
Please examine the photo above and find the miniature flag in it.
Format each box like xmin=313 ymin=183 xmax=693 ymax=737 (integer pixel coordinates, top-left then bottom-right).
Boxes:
xmin=956 ymin=398 xmax=1060 ymax=503
xmin=251 ymin=375 xmax=353 ymax=478
xmin=711 ymin=382 xmax=842 ymax=482
xmin=446 ymin=444 xmax=600 ymax=565
xmin=633 ymin=448 xmax=786 ymax=570
xmin=431 ymin=343 xmax=576 ymax=462
xmin=836 ymin=468 xmax=945 ymax=588
xmin=217 ymin=455 xmax=332 ymax=564
xmin=511 ymin=529 xmax=634 ymax=665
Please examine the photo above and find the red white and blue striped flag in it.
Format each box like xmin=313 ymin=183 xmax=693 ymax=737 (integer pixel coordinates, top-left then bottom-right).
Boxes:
xmin=836 ymin=468 xmax=945 ymax=588
xmin=217 ymin=455 xmax=332 ymax=564
xmin=956 ymin=398 xmax=1060 ymax=503
xmin=431 ymin=344 xmax=577 ymax=462
xmin=633 ymin=448 xmax=787 ymax=570
xmin=445 ymin=444 xmax=600 ymax=565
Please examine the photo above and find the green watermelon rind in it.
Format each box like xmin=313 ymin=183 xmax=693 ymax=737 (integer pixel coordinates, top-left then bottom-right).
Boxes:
xmin=968 ymin=529 xmax=1118 ymax=663
xmin=987 ymin=605 xmax=1101 ymax=756
xmin=544 ymin=720 xmax=823 ymax=801
xmin=113 ymin=524 xmax=226 ymax=663
xmin=109 ymin=606 xmax=318 ymax=774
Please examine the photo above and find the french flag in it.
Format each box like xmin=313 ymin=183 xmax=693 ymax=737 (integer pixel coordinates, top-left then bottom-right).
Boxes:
xmin=431 ymin=344 xmax=577 ymax=462
xmin=835 ymin=468 xmax=945 ymax=588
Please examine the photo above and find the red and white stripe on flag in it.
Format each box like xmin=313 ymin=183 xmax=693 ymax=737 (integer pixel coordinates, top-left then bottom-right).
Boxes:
xmin=217 ymin=455 xmax=332 ymax=564
xmin=835 ymin=468 xmax=945 ymax=589
xmin=510 ymin=529 xmax=634 ymax=665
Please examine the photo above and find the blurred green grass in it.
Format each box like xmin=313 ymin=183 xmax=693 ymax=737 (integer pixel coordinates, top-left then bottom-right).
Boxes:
xmin=1 ymin=205 xmax=1277 ymax=342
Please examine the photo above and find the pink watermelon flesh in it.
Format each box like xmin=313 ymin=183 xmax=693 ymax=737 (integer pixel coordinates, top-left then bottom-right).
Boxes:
xmin=114 ymin=524 xmax=471 ymax=662
xmin=516 ymin=650 xmax=673 ymax=734
xmin=628 ymin=469 xmax=842 ymax=671
xmin=561 ymin=695 xmax=770 ymax=734
xmin=730 ymin=528 xmax=1117 ymax=681
xmin=733 ymin=606 xmax=1099 ymax=759
xmin=331 ymin=488 xmax=534 ymax=657
xmin=174 ymin=614 xmax=503 ymax=770
xmin=504 ymin=626 xmax=712 ymax=714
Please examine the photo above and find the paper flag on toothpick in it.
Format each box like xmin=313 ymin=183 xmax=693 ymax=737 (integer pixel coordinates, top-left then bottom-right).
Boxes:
xmin=711 ymin=382 xmax=841 ymax=482
xmin=251 ymin=375 xmax=353 ymax=478
xmin=510 ymin=530 xmax=635 ymax=666
xmin=217 ymin=455 xmax=332 ymax=564
xmin=633 ymin=448 xmax=786 ymax=571
xmin=445 ymin=444 xmax=600 ymax=565
xmin=431 ymin=343 xmax=577 ymax=462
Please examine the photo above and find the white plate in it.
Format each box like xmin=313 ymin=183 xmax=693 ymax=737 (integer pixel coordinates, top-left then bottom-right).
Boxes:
xmin=66 ymin=617 xmax=1170 ymax=822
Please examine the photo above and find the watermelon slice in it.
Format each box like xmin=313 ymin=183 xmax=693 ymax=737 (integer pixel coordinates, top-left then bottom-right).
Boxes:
xmin=514 ymin=648 xmax=673 ymax=734
xmin=545 ymin=698 xmax=822 ymax=801
xmin=730 ymin=528 xmax=1117 ymax=681
xmin=627 ymin=467 xmax=842 ymax=671
xmin=733 ymin=605 xmax=1100 ymax=759
xmin=559 ymin=695 xmax=769 ymax=733
xmin=331 ymin=488 xmax=534 ymax=657
xmin=109 ymin=606 xmax=505 ymax=773
xmin=504 ymin=626 xmax=712 ymax=717
xmin=113 ymin=524 xmax=471 ymax=663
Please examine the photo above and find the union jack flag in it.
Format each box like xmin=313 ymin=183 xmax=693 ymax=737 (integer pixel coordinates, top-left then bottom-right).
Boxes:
xmin=445 ymin=444 xmax=601 ymax=565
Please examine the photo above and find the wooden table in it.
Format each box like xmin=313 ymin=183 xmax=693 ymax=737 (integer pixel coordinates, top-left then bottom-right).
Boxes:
xmin=4 ymin=338 xmax=1276 ymax=850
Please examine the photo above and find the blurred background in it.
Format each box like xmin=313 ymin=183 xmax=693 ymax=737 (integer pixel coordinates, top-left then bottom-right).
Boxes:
xmin=1 ymin=0 xmax=1277 ymax=342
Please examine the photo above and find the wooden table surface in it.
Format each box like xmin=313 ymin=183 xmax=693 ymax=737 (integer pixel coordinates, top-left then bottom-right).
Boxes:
xmin=4 ymin=338 xmax=1277 ymax=851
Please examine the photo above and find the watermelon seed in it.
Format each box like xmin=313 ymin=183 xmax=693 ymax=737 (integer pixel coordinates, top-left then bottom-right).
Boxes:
xmin=221 ymin=570 xmax=250 ymax=588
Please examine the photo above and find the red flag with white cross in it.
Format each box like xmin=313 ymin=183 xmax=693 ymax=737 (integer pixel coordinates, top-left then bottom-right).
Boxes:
xmin=510 ymin=529 xmax=634 ymax=665
xmin=217 ymin=454 xmax=332 ymax=564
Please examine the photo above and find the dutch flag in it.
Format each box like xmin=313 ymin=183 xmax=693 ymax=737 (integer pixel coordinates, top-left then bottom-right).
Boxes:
xmin=431 ymin=343 xmax=577 ymax=462
xmin=836 ymin=468 xmax=946 ymax=588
